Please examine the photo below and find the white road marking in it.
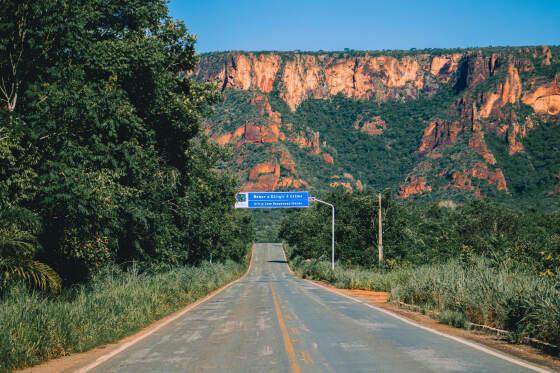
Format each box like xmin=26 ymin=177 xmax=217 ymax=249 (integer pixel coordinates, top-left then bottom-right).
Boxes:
xmin=339 ymin=342 xmax=368 ymax=352
xmin=306 ymin=279 xmax=552 ymax=373
xmin=185 ymin=330 xmax=201 ymax=343
xmin=77 ymin=245 xmax=257 ymax=373
xmin=260 ymin=345 xmax=274 ymax=356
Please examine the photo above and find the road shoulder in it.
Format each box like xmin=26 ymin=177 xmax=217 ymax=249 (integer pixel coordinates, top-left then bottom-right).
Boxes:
xmin=306 ymin=278 xmax=560 ymax=372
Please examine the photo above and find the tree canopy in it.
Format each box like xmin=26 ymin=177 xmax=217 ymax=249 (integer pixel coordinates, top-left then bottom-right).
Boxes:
xmin=0 ymin=0 xmax=253 ymax=287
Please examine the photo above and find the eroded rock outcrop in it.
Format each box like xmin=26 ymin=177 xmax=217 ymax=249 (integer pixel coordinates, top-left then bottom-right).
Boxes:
xmin=212 ymin=94 xmax=286 ymax=146
xmin=329 ymin=173 xmax=362 ymax=192
xmin=322 ymin=153 xmax=334 ymax=165
xmin=241 ymin=155 xmax=308 ymax=192
xmin=468 ymin=103 xmax=496 ymax=164
xmin=417 ymin=120 xmax=462 ymax=156
xmin=445 ymin=163 xmax=507 ymax=193
xmin=541 ymin=46 xmax=553 ymax=66
xmin=399 ymin=176 xmax=432 ymax=198
xmin=354 ymin=115 xmax=387 ymax=136
xmin=430 ymin=53 xmax=463 ymax=82
xmin=479 ymin=62 xmax=522 ymax=118
xmin=289 ymin=130 xmax=321 ymax=155
xmin=522 ymin=75 xmax=560 ymax=116
xmin=506 ymin=112 xmax=525 ymax=155
xmin=502 ymin=63 xmax=522 ymax=104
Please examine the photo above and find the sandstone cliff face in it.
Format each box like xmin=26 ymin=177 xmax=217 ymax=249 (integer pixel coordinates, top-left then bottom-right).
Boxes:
xmin=198 ymin=52 xmax=454 ymax=111
xmin=216 ymin=54 xmax=280 ymax=92
xmin=479 ymin=62 xmax=522 ymax=118
xmin=522 ymin=74 xmax=560 ymax=116
xmin=280 ymin=55 xmax=324 ymax=111
xmin=417 ymin=120 xmax=462 ymax=156
xmin=430 ymin=54 xmax=463 ymax=82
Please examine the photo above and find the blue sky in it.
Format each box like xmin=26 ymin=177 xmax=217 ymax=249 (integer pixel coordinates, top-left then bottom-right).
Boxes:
xmin=168 ymin=0 xmax=560 ymax=53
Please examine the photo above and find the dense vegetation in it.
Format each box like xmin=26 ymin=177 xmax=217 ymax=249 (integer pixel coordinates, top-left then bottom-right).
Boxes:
xmin=202 ymin=45 xmax=560 ymax=59
xmin=281 ymin=190 xmax=560 ymax=346
xmin=487 ymin=122 xmax=560 ymax=210
xmin=281 ymin=189 xmax=559 ymax=273
xmin=0 ymin=1 xmax=253 ymax=287
xmin=0 ymin=1 xmax=253 ymax=370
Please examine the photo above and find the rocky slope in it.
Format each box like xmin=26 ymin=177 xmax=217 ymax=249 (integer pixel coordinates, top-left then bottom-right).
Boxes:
xmin=196 ymin=46 xmax=560 ymax=208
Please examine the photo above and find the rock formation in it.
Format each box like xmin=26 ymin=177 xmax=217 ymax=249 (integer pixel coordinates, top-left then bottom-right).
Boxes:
xmin=354 ymin=115 xmax=387 ymax=136
xmin=198 ymin=46 xmax=559 ymax=199
xmin=399 ymin=176 xmax=432 ymax=198
xmin=522 ymin=75 xmax=560 ymax=116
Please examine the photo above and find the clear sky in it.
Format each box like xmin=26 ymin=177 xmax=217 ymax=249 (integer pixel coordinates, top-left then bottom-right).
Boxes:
xmin=168 ymin=0 xmax=560 ymax=53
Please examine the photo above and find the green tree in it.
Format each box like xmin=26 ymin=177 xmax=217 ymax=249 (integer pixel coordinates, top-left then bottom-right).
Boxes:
xmin=0 ymin=0 xmax=252 ymax=285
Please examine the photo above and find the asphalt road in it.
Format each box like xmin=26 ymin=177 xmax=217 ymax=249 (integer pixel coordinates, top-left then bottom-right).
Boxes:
xmin=89 ymin=243 xmax=546 ymax=373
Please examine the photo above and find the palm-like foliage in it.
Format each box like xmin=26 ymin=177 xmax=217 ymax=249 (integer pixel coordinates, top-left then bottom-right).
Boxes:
xmin=0 ymin=256 xmax=61 ymax=292
xmin=0 ymin=208 xmax=61 ymax=292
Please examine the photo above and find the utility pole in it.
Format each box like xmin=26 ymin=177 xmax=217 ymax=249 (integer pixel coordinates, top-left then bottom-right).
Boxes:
xmin=377 ymin=193 xmax=383 ymax=265
xmin=310 ymin=197 xmax=335 ymax=270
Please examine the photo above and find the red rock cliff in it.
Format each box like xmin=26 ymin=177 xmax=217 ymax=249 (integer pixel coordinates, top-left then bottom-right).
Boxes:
xmin=198 ymin=52 xmax=461 ymax=111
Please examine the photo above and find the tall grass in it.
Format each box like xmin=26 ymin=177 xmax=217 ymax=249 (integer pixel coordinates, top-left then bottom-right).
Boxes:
xmin=291 ymin=257 xmax=560 ymax=347
xmin=0 ymin=261 xmax=245 ymax=372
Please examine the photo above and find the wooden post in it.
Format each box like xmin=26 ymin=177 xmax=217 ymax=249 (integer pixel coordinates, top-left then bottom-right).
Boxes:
xmin=378 ymin=193 xmax=383 ymax=265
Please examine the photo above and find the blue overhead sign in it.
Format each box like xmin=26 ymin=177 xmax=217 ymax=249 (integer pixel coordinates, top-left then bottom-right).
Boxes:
xmin=235 ymin=191 xmax=309 ymax=209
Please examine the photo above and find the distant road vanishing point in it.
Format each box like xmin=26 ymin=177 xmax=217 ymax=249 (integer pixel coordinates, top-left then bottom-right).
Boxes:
xmin=88 ymin=243 xmax=549 ymax=373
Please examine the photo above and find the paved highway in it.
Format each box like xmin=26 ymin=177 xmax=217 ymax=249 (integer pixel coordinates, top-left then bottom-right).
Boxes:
xmin=89 ymin=243 xmax=546 ymax=372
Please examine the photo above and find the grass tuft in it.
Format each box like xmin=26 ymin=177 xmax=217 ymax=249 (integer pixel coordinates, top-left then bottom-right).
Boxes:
xmin=439 ymin=310 xmax=468 ymax=329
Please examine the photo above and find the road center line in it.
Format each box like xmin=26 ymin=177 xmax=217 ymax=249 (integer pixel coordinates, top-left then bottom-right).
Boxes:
xmin=270 ymin=284 xmax=301 ymax=373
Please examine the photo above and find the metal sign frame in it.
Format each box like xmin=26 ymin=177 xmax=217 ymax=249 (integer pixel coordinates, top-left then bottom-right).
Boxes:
xmin=235 ymin=191 xmax=309 ymax=209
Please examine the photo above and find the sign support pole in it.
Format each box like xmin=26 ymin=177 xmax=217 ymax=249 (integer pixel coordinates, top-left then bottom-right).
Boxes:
xmin=378 ymin=193 xmax=383 ymax=266
xmin=310 ymin=197 xmax=335 ymax=270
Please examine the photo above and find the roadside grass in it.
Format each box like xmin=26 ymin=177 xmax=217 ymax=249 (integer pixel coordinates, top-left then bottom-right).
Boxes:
xmin=289 ymin=256 xmax=560 ymax=348
xmin=0 ymin=261 xmax=245 ymax=372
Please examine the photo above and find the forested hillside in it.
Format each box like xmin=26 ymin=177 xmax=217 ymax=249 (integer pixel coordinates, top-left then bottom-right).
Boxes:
xmin=196 ymin=47 xmax=560 ymax=210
